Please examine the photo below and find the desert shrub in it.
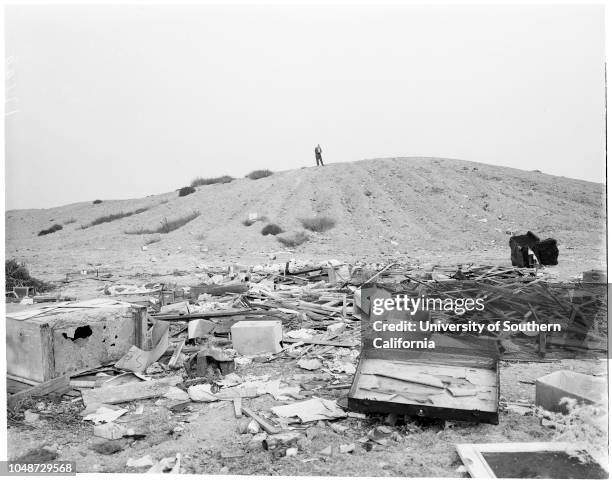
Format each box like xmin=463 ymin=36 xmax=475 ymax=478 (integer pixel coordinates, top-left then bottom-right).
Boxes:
xmin=190 ymin=176 xmax=234 ymax=187
xmin=63 ymin=217 xmax=77 ymax=224
xmin=6 ymin=259 xmax=52 ymax=293
xmin=82 ymin=207 xmax=150 ymax=229
xmin=125 ymin=211 xmax=200 ymax=235
xmin=261 ymin=223 xmax=283 ymax=236
xmin=159 ymin=212 xmax=200 ymax=233
xmin=93 ymin=199 xmax=103 ymax=204
xmin=299 ymin=216 xmax=336 ymax=233
xmin=144 ymin=233 xmax=161 ymax=245
xmin=38 ymin=224 xmax=63 ymax=236
xmin=89 ymin=212 xmax=131 ymax=227
xmin=277 ymin=231 xmax=309 ymax=247
xmin=246 ymin=169 xmax=273 ymax=180
xmin=178 ymin=186 xmax=196 ymax=197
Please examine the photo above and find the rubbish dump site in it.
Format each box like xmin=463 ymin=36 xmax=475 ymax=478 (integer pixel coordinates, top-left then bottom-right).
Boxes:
xmin=4 ymin=1 xmax=610 ymax=476
xmin=5 ymin=255 xmax=608 ymax=477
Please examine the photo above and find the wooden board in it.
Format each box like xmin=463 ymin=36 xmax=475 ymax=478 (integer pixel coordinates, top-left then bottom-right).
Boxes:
xmin=7 ymin=377 xmax=33 ymax=395
xmin=153 ymin=308 xmax=278 ymax=321
xmin=81 ymin=375 xmax=182 ymax=406
xmin=283 ymin=338 xmax=357 ymax=348
xmin=349 ymin=358 xmax=498 ymax=419
xmin=7 ymin=375 xmax=70 ymax=408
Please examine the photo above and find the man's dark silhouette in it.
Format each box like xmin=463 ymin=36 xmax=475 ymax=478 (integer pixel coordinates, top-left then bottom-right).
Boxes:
xmin=315 ymin=144 xmax=324 ymax=166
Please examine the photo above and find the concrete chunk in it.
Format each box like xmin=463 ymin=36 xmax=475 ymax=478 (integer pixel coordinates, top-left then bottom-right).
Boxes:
xmin=230 ymin=320 xmax=282 ymax=356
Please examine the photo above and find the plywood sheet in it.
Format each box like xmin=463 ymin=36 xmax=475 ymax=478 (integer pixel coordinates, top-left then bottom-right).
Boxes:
xmin=352 ymin=358 xmax=497 ymax=413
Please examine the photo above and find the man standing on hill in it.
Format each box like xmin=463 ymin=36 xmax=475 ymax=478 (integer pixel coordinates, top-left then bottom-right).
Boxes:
xmin=315 ymin=144 xmax=324 ymax=166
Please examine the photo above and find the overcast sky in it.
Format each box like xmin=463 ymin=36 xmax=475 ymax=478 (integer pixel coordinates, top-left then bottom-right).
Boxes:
xmin=5 ymin=4 xmax=606 ymax=210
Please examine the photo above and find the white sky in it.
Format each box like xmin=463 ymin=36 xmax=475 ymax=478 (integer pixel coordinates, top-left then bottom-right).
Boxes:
xmin=5 ymin=4 xmax=606 ymax=210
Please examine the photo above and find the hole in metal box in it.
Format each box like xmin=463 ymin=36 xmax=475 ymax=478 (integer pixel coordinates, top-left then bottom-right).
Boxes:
xmin=62 ymin=325 xmax=93 ymax=341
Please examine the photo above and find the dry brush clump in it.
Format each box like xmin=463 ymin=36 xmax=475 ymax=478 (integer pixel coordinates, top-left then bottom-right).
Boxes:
xmin=537 ymin=398 xmax=608 ymax=466
xmin=81 ymin=207 xmax=150 ymax=229
xmin=191 ymin=176 xmax=234 ymax=187
xmin=6 ymin=259 xmax=52 ymax=293
xmin=299 ymin=216 xmax=336 ymax=233
xmin=246 ymin=169 xmax=273 ymax=180
xmin=277 ymin=230 xmax=309 ymax=247
xmin=178 ymin=186 xmax=196 ymax=197
xmin=261 ymin=223 xmax=283 ymax=236
xmin=38 ymin=224 xmax=63 ymax=236
xmin=126 ymin=211 xmax=200 ymax=235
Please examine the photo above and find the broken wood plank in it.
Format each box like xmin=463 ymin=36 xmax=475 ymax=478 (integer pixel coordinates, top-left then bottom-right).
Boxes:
xmin=168 ymin=339 xmax=185 ymax=369
xmin=8 ymin=375 xmax=70 ymax=409
xmin=81 ymin=375 xmax=182 ymax=407
xmin=7 ymin=377 xmax=33 ymax=395
xmin=152 ymin=308 xmax=278 ymax=321
xmin=233 ymin=398 xmax=242 ymax=418
xmin=241 ymin=407 xmax=281 ymax=434
xmin=282 ymin=338 xmax=357 ymax=348
xmin=362 ymin=370 xmax=445 ymax=389
xmin=191 ymin=283 xmax=249 ymax=298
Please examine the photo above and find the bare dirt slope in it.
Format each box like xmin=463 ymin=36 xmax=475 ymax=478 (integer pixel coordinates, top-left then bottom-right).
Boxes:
xmin=5 ymin=157 xmax=606 ymax=281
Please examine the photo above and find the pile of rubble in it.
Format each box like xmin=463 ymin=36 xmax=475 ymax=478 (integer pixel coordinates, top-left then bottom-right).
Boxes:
xmin=6 ymin=259 xmax=608 ymax=473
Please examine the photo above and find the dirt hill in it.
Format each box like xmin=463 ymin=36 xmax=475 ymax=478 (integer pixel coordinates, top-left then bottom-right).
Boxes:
xmin=5 ymin=157 xmax=606 ymax=282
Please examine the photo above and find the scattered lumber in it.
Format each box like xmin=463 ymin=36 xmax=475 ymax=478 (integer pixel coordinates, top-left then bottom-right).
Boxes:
xmin=241 ymin=407 xmax=281 ymax=434
xmin=153 ymin=308 xmax=278 ymax=321
xmin=168 ymin=340 xmax=185 ymax=369
xmin=8 ymin=375 xmax=70 ymax=409
xmin=233 ymin=398 xmax=242 ymax=418
xmin=283 ymin=338 xmax=357 ymax=348
xmin=81 ymin=375 xmax=182 ymax=407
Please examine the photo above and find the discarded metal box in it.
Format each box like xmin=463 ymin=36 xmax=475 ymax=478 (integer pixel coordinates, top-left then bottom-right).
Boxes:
xmin=536 ymin=370 xmax=606 ymax=413
xmin=348 ymin=285 xmax=500 ymax=424
xmin=6 ymin=300 xmax=146 ymax=383
xmin=230 ymin=319 xmax=282 ymax=356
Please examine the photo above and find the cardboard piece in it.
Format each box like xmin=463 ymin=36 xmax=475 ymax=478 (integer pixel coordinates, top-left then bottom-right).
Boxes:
xmin=115 ymin=320 xmax=169 ymax=372
xmin=159 ymin=301 xmax=190 ymax=315
xmin=81 ymin=375 xmax=182 ymax=407
xmin=188 ymin=319 xmax=215 ymax=339
xmin=83 ymin=406 xmax=128 ymax=424
xmin=271 ymin=398 xmax=346 ymax=422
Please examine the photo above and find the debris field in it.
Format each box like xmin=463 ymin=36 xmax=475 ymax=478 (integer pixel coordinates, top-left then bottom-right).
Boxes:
xmin=6 ymin=259 xmax=608 ymax=476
